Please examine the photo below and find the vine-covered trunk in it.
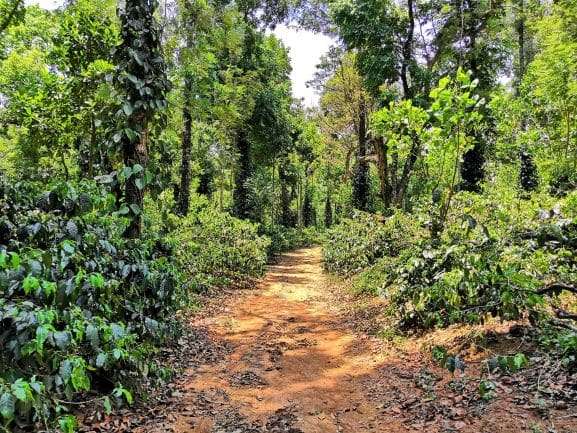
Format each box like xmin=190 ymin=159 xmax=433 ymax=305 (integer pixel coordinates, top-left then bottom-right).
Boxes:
xmin=279 ymin=163 xmax=293 ymax=227
xmin=352 ymin=96 xmax=369 ymax=211
xmin=177 ymin=87 xmax=192 ymax=216
xmin=233 ymin=129 xmax=252 ymax=219
xmin=400 ymin=0 xmax=414 ymax=99
xmin=116 ymin=0 xmax=169 ymax=238
xmin=302 ymin=185 xmax=315 ymax=227
xmin=124 ymin=116 xmax=149 ymax=239
xmin=324 ymin=192 xmax=333 ymax=227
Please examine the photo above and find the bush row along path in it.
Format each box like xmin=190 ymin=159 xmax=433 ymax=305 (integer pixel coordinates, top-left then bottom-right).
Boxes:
xmin=84 ymin=247 xmax=577 ymax=433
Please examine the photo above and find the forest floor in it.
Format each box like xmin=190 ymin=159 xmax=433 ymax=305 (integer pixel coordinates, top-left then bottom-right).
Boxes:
xmin=81 ymin=247 xmax=577 ymax=433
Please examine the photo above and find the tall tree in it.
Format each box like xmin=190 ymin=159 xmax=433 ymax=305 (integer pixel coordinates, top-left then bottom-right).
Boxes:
xmin=429 ymin=0 xmax=508 ymax=191
xmin=351 ymin=94 xmax=369 ymax=211
xmin=0 ymin=0 xmax=23 ymax=36
xmin=175 ymin=0 xmax=212 ymax=215
xmin=115 ymin=0 xmax=170 ymax=237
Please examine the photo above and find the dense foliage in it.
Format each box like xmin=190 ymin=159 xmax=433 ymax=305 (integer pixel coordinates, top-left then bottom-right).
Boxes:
xmin=174 ymin=208 xmax=270 ymax=292
xmin=0 ymin=180 xmax=181 ymax=429
xmin=2 ymin=0 xmax=577 ymax=430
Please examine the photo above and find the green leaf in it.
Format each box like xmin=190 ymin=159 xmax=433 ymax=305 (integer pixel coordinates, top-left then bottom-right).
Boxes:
xmin=122 ymin=102 xmax=133 ymax=116
xmin=86 ymin=324 xmax=99 ymax=348
xmin=89 ymin=273 xmax=105 ymax=289
xmin=0 ymin=392 xmax=15 ymax=420
xmin=129 ymin=204 xmax=141 ymax=215
xmin=60 ymin=360 xmax=73 ymax=383
xmin=114 ymin=386 xmax=133 ymax=405
xmin=71 ymin=361 xmax=90 ymax=392
xmin=513 ymin=353 xmax=528 ymax=371
xmin=124 ymin=128 xmax=138 ymax=141
xmin=9 ymin=252 xmax=20 ymax=269
xmin=116 ymin=205 xmax=130 ymax=216
xmin=135 ymin=177 xmax=145 ymax=190
xmin=62 ymin=240 xmax=75 ymax=255
xmin=11 ymin=379 xmax=33 ymax=403
xmin=54 ymin=331 xmax=71 ymax=350
xmin=112 ymin=348 xmax=122 ymax=360
xmin=110 ymin=324 xmax=125 ymax=340
xmin=103 ymin=396 xmax=112 ymax=415
xmin=96 ymin=353 xmax=108 ymax=368
xmin=35 ymin=325 xmax=50 ymax=354
xmin=42 ymin=281 xmax=57 ymax=297
xmin=22 ymin=275 xmax=40 ymax=295
xmin=121 ymin=166 xmax=133 ymax=180
xmin=58 ymin=415 xmax=77 ymax=433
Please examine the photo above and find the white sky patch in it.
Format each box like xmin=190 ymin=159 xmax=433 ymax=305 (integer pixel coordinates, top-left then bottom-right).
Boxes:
xmin=26 ymin=0 xmax=62 ymax=9
xmin=271 ymin=25 xmax=334 ymax=108
xmin=28 ymin=1 xmax=332 ymax=107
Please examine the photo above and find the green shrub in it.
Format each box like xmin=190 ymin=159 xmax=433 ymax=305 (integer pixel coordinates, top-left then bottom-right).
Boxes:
xmin=390 ymin=238 xmax=544 ymax=328
xmin=264 ymin=225 xmax=320 ymax=258
xmin=174 ymin=208 xmax=270 ymax=292
xmin=323 ymin=210 xmax=420 ymax=275
xmin=351 ymin=254 xmax=403 ymax=296
xmin=0 ymin=180 xmax=182 ymax=430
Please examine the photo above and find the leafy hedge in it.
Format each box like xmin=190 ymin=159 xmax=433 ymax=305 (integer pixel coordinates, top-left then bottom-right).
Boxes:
xmin=323 ymin=210 xmax=420 ymax=275
xmin=0 ymin=180 xmax=181 ymax=430
xmin=389 ymin=237 xmax=544 ymax=328
xmin=264 ymin=225 xmax=319 ymax=258
xmin=173 ymin=208 xmax=270 ymax=292
xmin=323 ymin=193 xmax=577 ymax=337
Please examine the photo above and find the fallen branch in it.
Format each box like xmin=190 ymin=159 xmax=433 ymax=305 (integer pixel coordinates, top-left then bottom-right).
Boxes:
xmin=553 ymin=307 xmax=577 ymax=322
xmin=537 ymin=283 xmax=577 ymax=296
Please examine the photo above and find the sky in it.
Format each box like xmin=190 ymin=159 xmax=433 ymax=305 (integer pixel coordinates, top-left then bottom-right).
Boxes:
xmin=271 ymin=25 xmax=333 ymax=107
xmin=28 ymin=0 xmax=334 ymax=107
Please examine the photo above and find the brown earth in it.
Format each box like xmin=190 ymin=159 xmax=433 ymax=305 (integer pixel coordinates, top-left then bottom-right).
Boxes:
xmin=82 ymin=247 xmax=577 ymax=433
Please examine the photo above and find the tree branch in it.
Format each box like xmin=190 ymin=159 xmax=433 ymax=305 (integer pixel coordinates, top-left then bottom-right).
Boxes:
xmin=554 ymin=308 xmax=577 ymax=321
xmin=537 ymin=283 xmax=577 ymax=296
xmin=0 ymin=0 xmax=23 ymax=36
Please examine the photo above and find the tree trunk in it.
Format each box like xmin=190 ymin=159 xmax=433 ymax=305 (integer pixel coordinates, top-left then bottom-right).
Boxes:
xmin=232 ymin=129 xmax=252 ymax=219
xmin=374 ymin=137 xmax=391 ymax=209
xmin=324 ymin=192 xmax=333 ymax=227
xmin=177 ymin=83 xmax=193 ymax=216
xmin=515 ymin=0 xmax=525 ymax=96
xmin=395 ymin=132 xmax=421 ymax=207
xmin=279 ymin=162 xmax=293 ymax=227
xmin=400 ymin=0 xmax=415 ymax=99
xmin=352 ymin=96 xmax=369 ymax=211
xmin=123 ymin=115 xmax=149 ymax=239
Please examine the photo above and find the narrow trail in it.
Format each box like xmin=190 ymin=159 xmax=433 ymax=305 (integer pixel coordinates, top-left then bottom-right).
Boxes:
xmin=129 ymin=247 xmax=390 ymax=433
xmin=96 ymin=247 xmax=576 ymax=433
xmin=166 ymin=247 xmax=387 ymax=433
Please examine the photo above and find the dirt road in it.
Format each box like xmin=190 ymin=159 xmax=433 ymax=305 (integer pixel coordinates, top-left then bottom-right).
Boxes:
xmin=164 ymin=246 xmax=390 ymax=433
xmin=85 ymin=247 xmax=577 ymax=433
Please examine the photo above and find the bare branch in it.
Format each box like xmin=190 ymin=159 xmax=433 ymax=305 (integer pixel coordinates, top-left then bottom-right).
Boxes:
xmin=537 ymin=283 xmax=577 ymax=296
